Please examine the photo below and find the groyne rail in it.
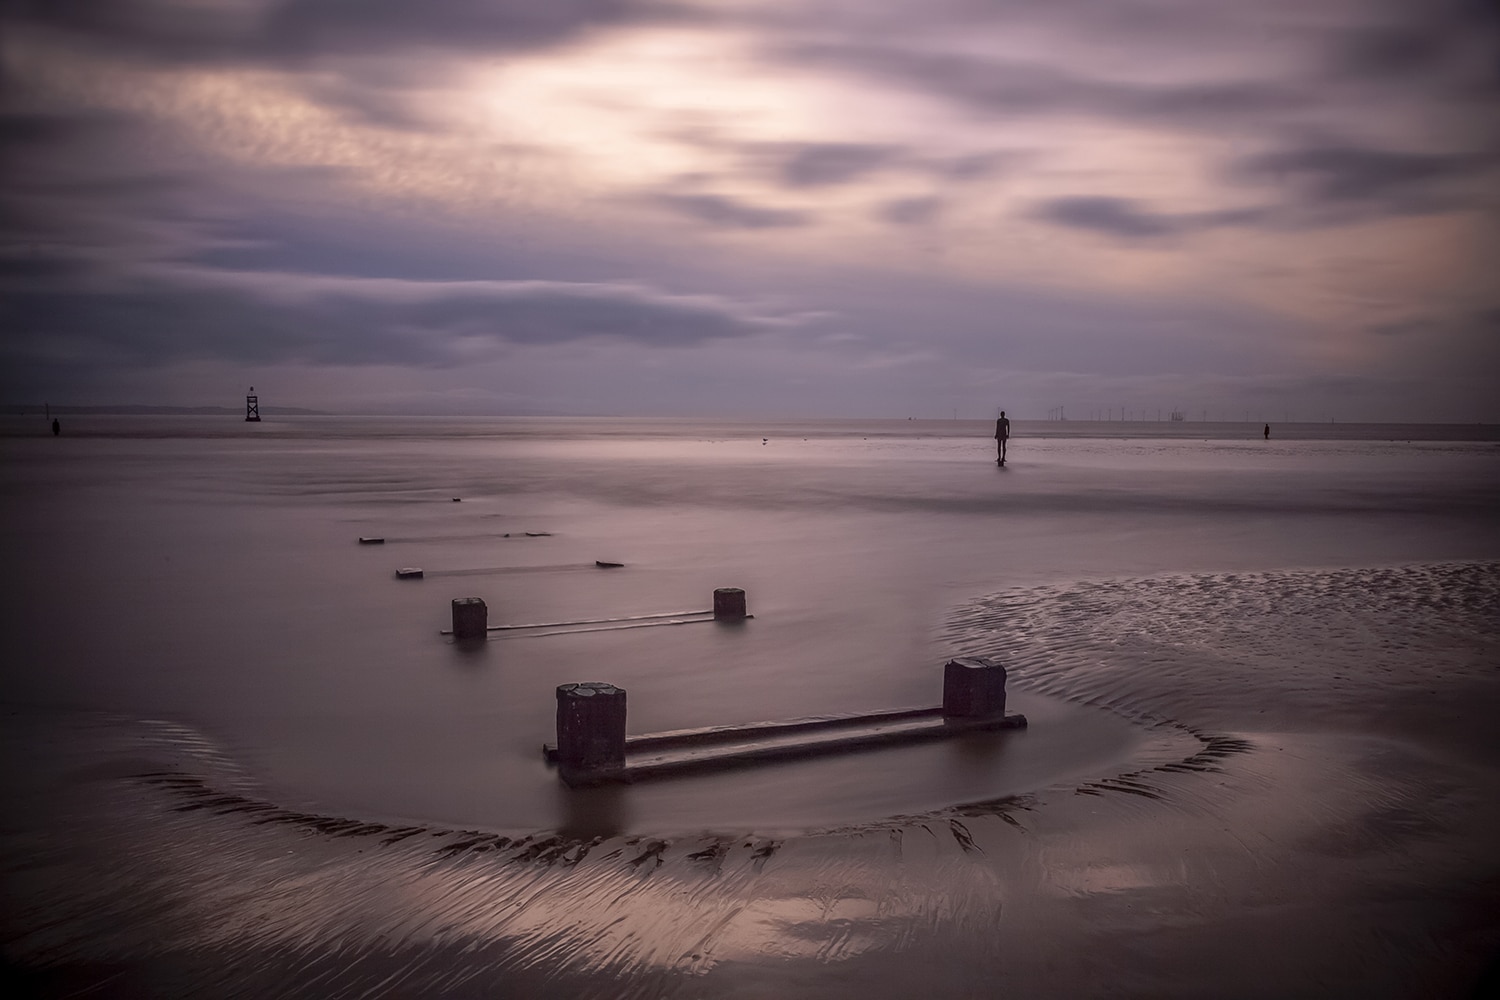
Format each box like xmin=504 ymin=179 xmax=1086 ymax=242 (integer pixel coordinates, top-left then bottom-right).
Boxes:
xmin=442 ymin=588 xmax=750 ymax=640
xmin=547 ymin=657 xmax=1027 ymax=786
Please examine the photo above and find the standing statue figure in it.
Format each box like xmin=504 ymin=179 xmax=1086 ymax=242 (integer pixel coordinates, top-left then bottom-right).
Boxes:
xmin=995 ymin=410 xmax=1011 ymax=465
xmin=51 ymin=418 xmax=60 ymax=437
xmin=1264 ymin=423 xmax=1270 ymax=440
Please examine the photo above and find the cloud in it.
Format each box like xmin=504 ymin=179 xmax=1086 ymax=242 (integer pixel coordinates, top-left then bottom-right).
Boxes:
xmin=659 ymin=134 xmax=900 ymax=190
xmin=1232 ymin=140 xmax=1489 ymax=216
xmin=1325 ymin=0 xmax=1500 ymax=89
xmin=0 ymin=266 xmax=800 ymax=374
xmin=879 ymin=196 xmax=941 ymax=225
xmin=1034 ymin=130 xmax=1500 ymax=237
xmin=1363 ymin=306 xmax=1500 ymax=376
xmin=4 ymin=0 xmax=1499 ymax=420
xmin=1335 ymin=23 xmax=1456 ymax=79
xmin=0 ymin=104 xmax=362 ymax=277
xmin=761 ymin=143 xmax=1007 ymax=190
xmin=661 ymin=128 xmax=1017 ymax=195
xmin=5 ymin=0 xmax=670 ymax=66
xmin=930 ymin=152 xmax=1008 ymax=181
xmin=772 ymin=41 xmax=1301 ymax=130
xmin=1030 ymin=196 xmax=1269 ymax=240
xmin=651 ymin=192 xmax=813 ymax=229
xmin=1033 ymin=196 xmax=1178 ymax=239
xmin=3 ymin=0 xmax=689 ymax=138
xmin=295 ymin=72 xmax=451 ymax=133
xmin=773 ymin=143 xmax=898 ymax=188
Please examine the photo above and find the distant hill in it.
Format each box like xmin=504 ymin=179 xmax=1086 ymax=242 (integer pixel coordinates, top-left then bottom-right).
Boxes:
xmin=1 ymin=404 xmax=329 ymax=416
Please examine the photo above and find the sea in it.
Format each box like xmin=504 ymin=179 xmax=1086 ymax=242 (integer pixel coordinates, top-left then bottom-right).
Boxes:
xmin=2 ymin=415 xmax=1498 ymax=998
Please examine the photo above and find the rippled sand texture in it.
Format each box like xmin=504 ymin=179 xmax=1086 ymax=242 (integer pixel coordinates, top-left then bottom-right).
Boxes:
xmin=945 ymin=560 xmax=1500 ymax=759
xmin=5 ymin=561 xmax=1499 ymax=998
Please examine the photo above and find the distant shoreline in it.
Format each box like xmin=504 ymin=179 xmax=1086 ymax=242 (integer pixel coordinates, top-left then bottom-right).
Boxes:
xmin=2 ymin=406 xmax=1494 ymax=427
xmin=1 ymin=404 xmax=328 ymax=416
xmin=2 ymin=411 xmax=1497 ymax=442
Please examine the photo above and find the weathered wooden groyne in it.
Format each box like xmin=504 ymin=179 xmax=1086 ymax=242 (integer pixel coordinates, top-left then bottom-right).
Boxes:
xmin=545 ymin=656 xmax=1026 ymax=787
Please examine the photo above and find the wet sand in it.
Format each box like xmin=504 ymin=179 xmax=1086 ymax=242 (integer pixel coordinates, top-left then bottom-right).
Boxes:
xmin=3 ymin=561 xmax=1497 ymax=998
xmin=2 ymin=419 xmax=1499 ymax=997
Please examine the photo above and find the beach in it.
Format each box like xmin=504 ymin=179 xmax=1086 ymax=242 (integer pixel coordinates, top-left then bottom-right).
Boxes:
xmin=2 ymin=416 xmax=1498 ymax=998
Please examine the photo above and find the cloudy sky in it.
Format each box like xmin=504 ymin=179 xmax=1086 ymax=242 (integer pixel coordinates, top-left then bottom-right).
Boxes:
xmin=3 ymin=0 xmax=1497 ymax=420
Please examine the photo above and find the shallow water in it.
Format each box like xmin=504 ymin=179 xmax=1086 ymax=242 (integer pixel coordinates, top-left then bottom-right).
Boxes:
xmin=2 ymin=416 xmax=1498 ymax=997
xmin=3 ymin=416 xmax=1496 ymax=830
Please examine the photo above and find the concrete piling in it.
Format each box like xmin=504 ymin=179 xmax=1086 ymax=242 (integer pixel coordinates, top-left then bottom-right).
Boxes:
xmin=556 ymin=682 xmax=627 ymax=785
xmin=713 ymin=587 xmax=747 ymax=621
xmin=451 ymin=597 xmax=488 ymax=640
xmin=942 ymin=656 xmax=1007 ymax=720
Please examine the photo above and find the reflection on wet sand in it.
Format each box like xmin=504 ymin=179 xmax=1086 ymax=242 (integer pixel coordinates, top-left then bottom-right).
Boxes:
xmin=4 ymin=561 xmax=1497 ymax=997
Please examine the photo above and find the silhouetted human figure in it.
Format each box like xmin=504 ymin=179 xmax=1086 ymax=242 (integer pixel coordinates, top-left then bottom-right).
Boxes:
xmin=1263 ymin=423 xmax=1270 ymax=440
xmin=995 ymin=410 xmax=1010 ymax=464
xmin=51 ymin=418 xmax=59 ymax=437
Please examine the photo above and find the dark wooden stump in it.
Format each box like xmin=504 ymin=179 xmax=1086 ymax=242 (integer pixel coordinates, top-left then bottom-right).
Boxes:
xmin=713 ymin=587 xmax=747 ymax=621
xmin=451 ymin=597 xmax=488 ymax=640
xmin=556 ymin=682 xmax=627 ymax=785
xmin=942 ymin=656 xmax=1007 ymax=719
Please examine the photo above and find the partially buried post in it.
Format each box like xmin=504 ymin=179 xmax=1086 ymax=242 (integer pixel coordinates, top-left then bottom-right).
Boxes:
xmin=451 ymin=597 xmax=488 ymax=640
xmin=713 ymin=587 xmax=747 ymax=621
xmin=941 ymin=656 xmax=1007 ymax=720
xmin=555 ymin=682 xmax=627 ymax=786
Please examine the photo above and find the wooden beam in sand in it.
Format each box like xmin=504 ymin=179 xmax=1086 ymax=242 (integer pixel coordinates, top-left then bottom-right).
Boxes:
xmin=548 ymin=657 xmax=1027 ymax=787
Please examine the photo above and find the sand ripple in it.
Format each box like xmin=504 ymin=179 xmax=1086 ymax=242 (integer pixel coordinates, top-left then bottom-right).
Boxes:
xmin=5 ymin=561 xmax=1499 ymax=997
xmin=942 ymin=559 xmax=1500 ymax=748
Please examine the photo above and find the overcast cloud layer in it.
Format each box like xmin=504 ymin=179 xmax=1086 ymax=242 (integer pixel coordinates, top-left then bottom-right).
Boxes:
xmin=3 ymin=0 xmax=1498 ymax=419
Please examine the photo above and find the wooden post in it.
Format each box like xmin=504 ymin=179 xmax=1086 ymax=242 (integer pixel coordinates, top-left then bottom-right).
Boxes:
xmin=451 ymin=597 xmax=488 ymax=640
xmin=245 ymin=387 xmax=261 ymax=422
xmin=942 ymin=656 xmax=1007 ymax=720
xmin=713 ymin=587 xmax=747 ymax=621
xmin=556 ymin=683 xmax=627 ymax=785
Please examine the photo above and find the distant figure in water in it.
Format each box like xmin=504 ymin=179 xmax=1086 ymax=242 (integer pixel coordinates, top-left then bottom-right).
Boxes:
xmin=995 ymin=410 xmax=1010 ymax=464
xmin=1264 ymin=423 xmax=1270 ymax=440
xmin=51 ymin=418 xmax=59 ymax=437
